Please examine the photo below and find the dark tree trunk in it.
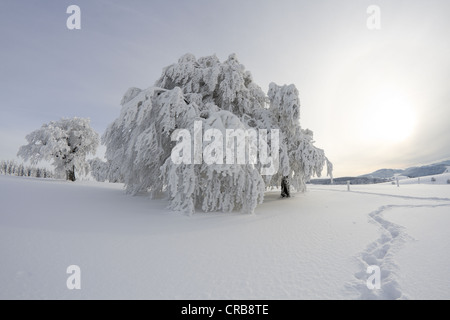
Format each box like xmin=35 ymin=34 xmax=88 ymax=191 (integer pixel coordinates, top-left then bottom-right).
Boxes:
xmin=281 ymin=176 xmax=290 ymax=198
xmin=66 ymin=165 xmax=76 ymax=182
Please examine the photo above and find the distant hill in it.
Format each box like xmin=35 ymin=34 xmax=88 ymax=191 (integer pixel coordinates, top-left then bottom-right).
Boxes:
xmin=359 ymin=169 xmax=404 ymax=179
xmin=309 ymin=159 xmax=450 ymax=185
xmin=401 ymin=164 xmax=448 ymax=178
xmin=309 ymin=176 xmax=389 ymax=185
xmin=361 ymin=161 xmax=450 ymax=179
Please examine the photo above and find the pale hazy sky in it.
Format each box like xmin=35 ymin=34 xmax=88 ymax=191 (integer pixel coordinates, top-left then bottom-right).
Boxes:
xmin=1 ymin=0 xmax=449 ymax=177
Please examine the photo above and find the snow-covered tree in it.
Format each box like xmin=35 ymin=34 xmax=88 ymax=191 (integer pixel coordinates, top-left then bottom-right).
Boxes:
xmin=18 ymin=118 xmax=99 ymax=181
xmin=42 ymin=168 xmax=53 ymax=179
xmin=88 ymin=157 xmax=110 ymax=182
xmin=265 ymin=83 xmax=333 ymax=195
xmin=7 ymin=160 xmax=15 ymax=175
xmin=0 ymin=161 xmax=6 ymax=175
xmin=103 ymin=53 xmax=332 ymax=214
xmin=17 ymin=164 xmax=25 ymax=177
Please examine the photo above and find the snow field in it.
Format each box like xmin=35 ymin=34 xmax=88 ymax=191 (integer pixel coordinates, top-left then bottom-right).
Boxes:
xmin=1 ymin=174 xmax=449 ymax=299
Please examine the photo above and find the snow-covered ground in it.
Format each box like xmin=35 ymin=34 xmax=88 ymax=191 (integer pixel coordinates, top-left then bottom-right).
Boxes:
xmin=1 ymin=174 xmax=449 ymax=299
xmin=395 ymin=172 xmax=450 ymax=185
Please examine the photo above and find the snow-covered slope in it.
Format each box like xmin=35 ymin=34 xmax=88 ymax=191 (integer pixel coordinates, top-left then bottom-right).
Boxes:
xmin=391 ymin=172 xmax=450 ymax=185
xmin=360 ymin=160 xmax=450 ymax=179
xmin=1 ymin=175 xmax=450 ymax=299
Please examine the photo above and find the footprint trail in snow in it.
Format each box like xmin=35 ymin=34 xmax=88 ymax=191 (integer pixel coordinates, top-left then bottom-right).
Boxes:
xmin=346 ymin=198 xmax=450 ymax=299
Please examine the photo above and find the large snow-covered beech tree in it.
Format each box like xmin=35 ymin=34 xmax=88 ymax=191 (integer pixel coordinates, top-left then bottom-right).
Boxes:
xmin=103 ymin=53 xmax=332 ymax=214
xmin=18 ymin=118 xmax=99 ymax=181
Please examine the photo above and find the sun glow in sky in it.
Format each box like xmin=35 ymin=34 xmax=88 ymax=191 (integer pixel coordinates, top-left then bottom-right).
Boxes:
xmin=1 ymin=0 xmax=450 ymax=177
xmin=360 ymin=87 xmax=416 ymax=143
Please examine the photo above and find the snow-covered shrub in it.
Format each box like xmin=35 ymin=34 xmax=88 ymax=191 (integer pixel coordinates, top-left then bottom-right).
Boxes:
xmin=18 ymin=118 xmax=99 ymax=181
xmin=103 ymin=53 xmax=332 ymax=214
xmin=88 ymin=158 xmax=110 ymax=182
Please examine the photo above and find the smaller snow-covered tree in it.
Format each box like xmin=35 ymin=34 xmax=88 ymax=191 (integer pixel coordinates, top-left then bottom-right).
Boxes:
xmin=0 ymin=161 xmax=6 ymax=175
xmin=7 ymin=160 xmax=15 ymax=175
xmin=18 ymin=118 xmax=99 ymax=181
xmin=0 ymin=160 xmax=6 ymax=175
xmin=42 ymin=168 xmax=52 ymax=179
xmin=1 ymin=160 xmax=7 ymax=175
xmin=17 ymin=164 xmax=25 ymax=177
xmin=88 ymin=158 xmax=110 ymax=182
